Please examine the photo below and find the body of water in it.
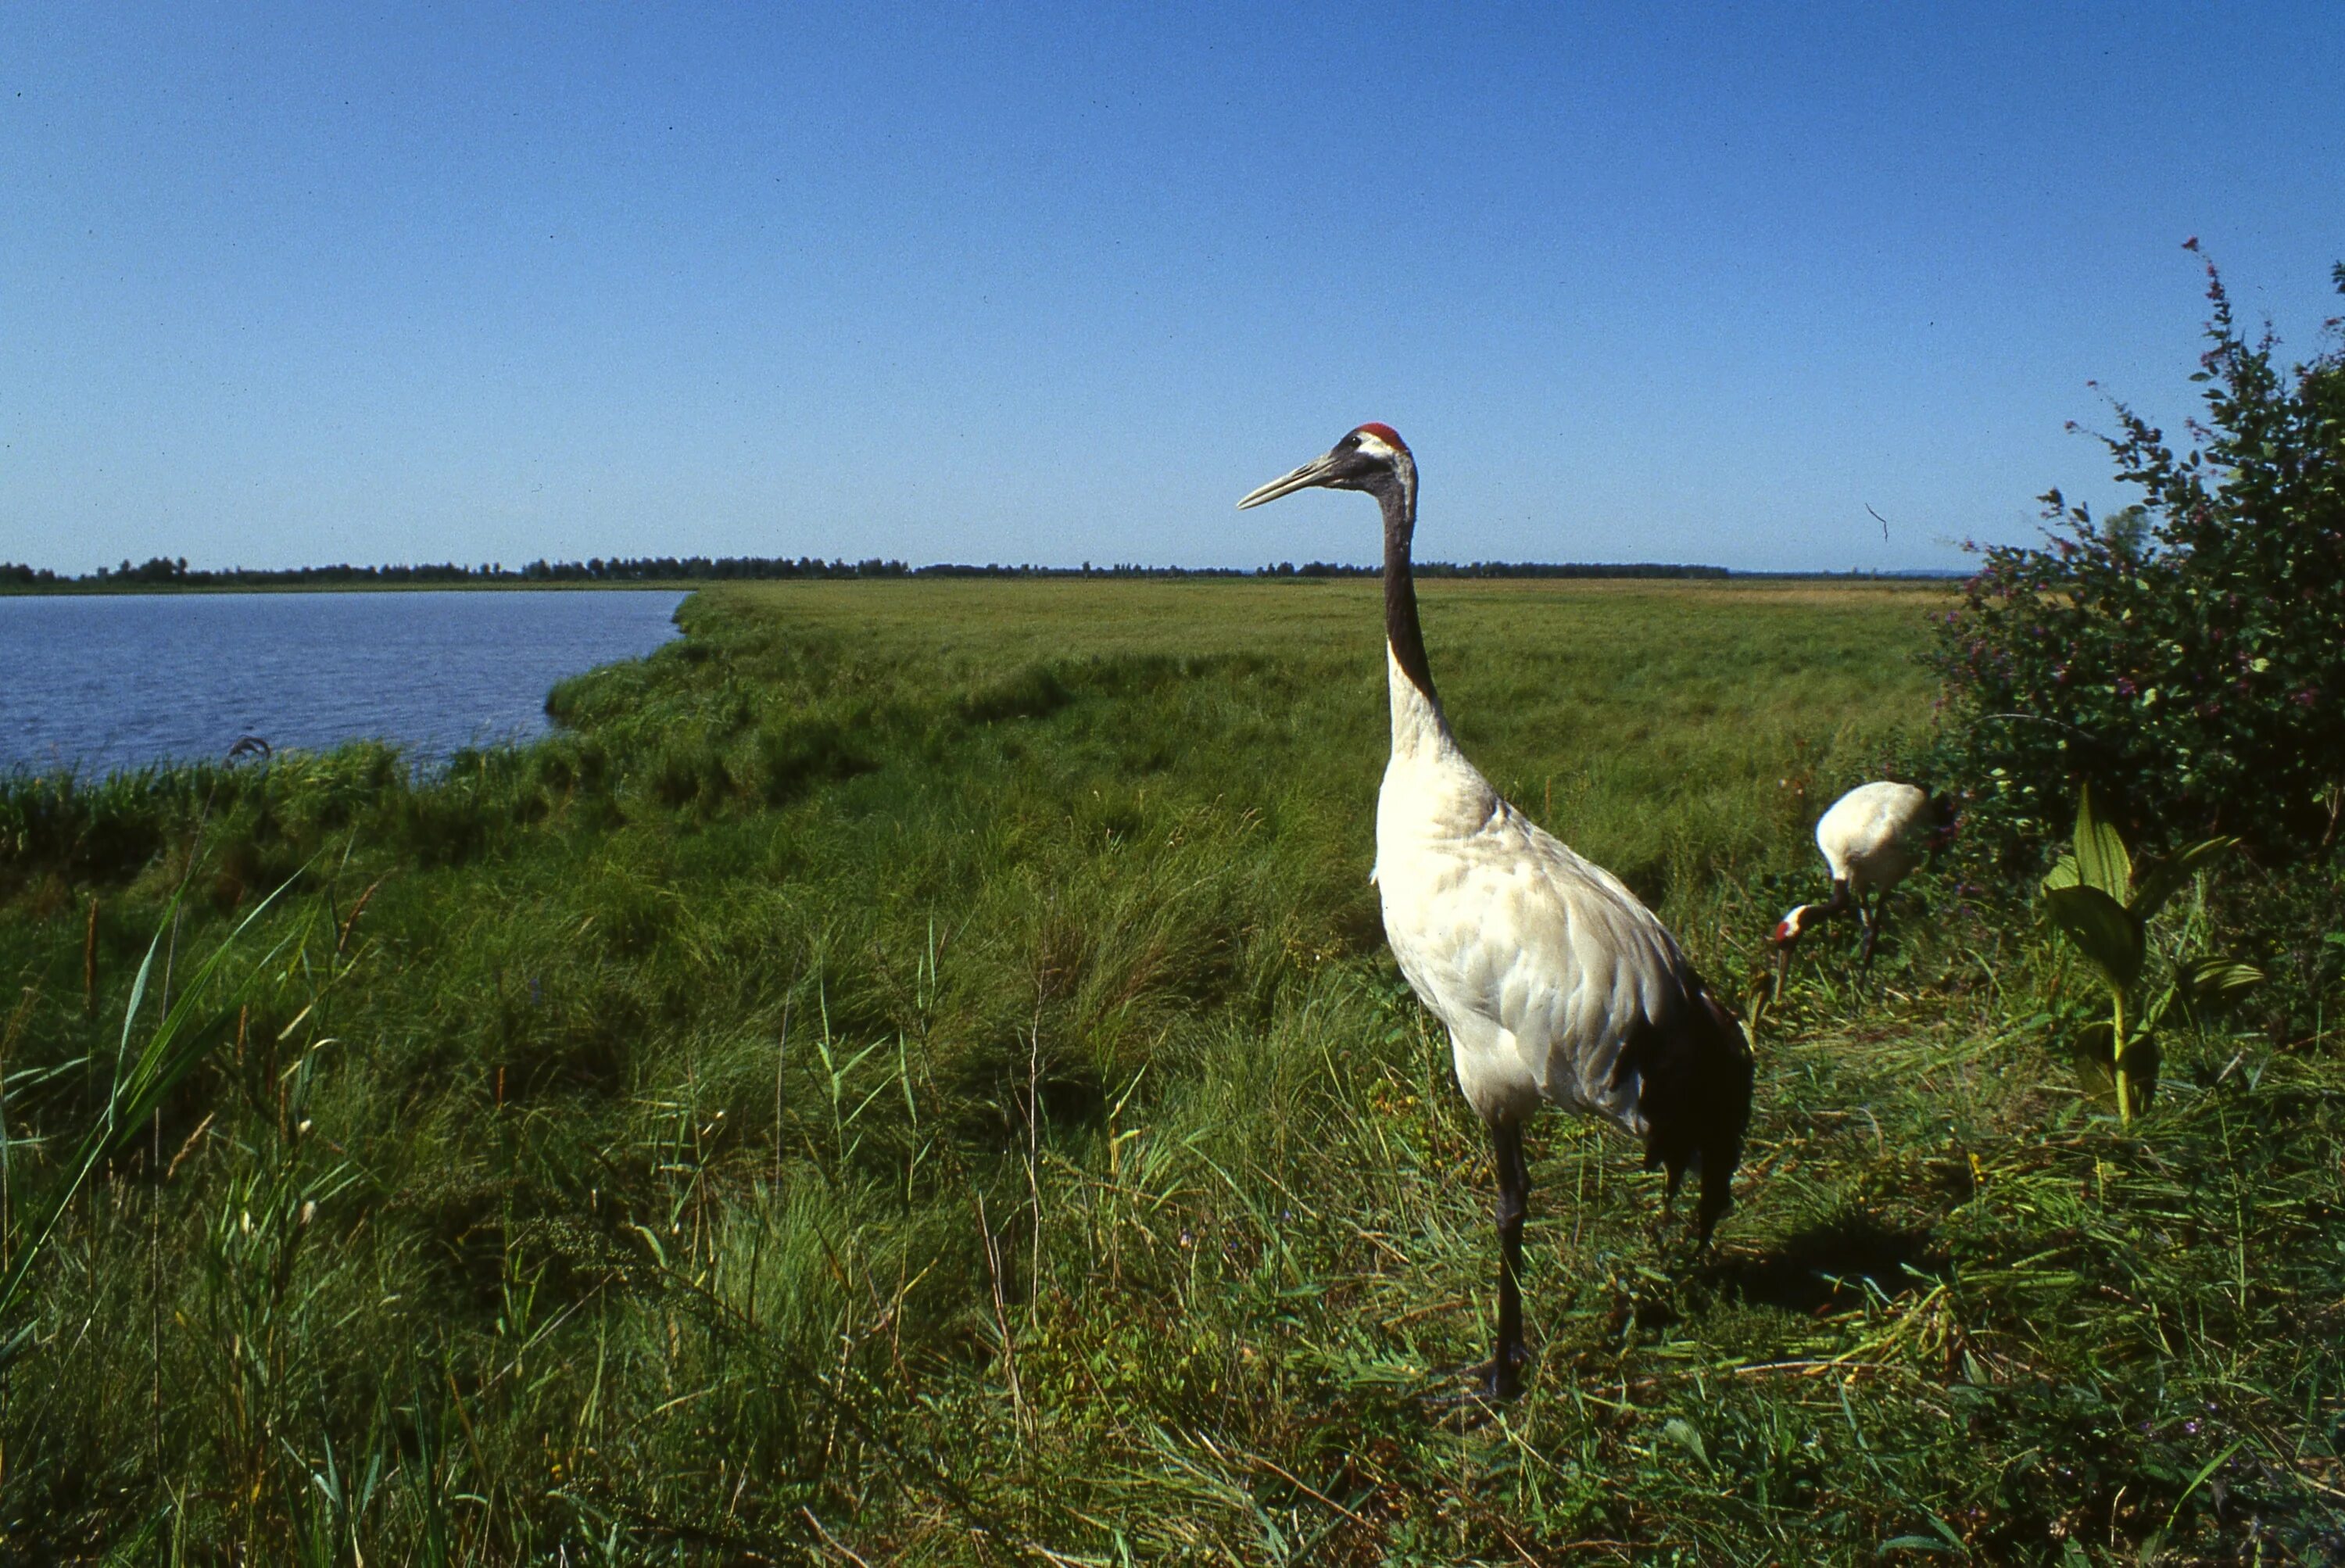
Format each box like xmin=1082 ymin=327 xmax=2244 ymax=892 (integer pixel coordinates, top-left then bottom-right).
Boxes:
xmin=0 ymin=589 xmax=686 ymax=777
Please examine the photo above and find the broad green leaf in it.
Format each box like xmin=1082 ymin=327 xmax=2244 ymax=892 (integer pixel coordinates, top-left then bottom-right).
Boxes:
xmin=2041 ymin=854 xmax=2081 ymax=893
xmin=2179 ymin=955 xmax=2264 ymax=1008
xmin=2045 ymin=884 xmax=2144 ymax=992
xmin=2129 ymin=836 xmax=2239 ymax=922
xmin=2071 ymin=782 xmax=2132 ymax=899
xmin=2071 ymin=1022 xmax=2118 ymax=1107
xmin=2071 ymin=1022 xmax=2161 ymax=1112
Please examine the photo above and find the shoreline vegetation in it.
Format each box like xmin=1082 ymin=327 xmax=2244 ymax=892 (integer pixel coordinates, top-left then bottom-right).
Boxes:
xmin=0 ymin=554 xmax=1965 ymax=595
xmin=0 ymin=577 xmax=2336 ymax=1562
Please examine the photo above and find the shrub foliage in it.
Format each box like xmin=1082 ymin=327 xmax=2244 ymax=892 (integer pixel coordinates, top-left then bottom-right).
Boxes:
xmin=1933 ymin=250 xmax=2345 ymax=860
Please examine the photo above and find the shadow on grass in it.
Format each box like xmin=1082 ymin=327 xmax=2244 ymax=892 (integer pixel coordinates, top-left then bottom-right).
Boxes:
xmin=1705 ymin=1209 xmax=1947 ymax=1317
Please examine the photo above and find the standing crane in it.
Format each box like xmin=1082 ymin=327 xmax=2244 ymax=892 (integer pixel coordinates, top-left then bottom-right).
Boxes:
xmin=1238 ymin=424 xmax=1753 ymax=1400
xmin=1768 ymin=779 xmax=1949 ymax=993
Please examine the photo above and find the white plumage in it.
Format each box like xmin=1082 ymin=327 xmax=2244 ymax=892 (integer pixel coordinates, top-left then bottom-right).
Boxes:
xmin=1374 ymin=657 xmax=1704 ymax=1136
xmin=1817 ymin=780 xmax=1933 ymax=898
xmin=1240 ymin=423 xmax=1751 ymax=1399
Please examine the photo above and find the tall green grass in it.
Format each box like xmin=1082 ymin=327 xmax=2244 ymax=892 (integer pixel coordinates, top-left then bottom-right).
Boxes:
xmin=0 ymin=578 xmax=2337 ymax=1562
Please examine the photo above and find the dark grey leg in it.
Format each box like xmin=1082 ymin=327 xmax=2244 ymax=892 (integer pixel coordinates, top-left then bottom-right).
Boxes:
xmin=1488 ymin=1119 xmax=1530 ymax=1398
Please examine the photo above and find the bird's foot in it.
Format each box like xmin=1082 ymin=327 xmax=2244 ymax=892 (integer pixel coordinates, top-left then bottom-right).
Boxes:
xmin=1421 ymin=1350 xmax=1529 ymax=1409
xmin=1649 ymin=1216 xmax=1713 ymax=1273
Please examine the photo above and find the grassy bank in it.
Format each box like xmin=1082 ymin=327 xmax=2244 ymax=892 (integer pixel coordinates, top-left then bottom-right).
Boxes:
xmin=2 ymin=578 xmax=2340 ymax=1563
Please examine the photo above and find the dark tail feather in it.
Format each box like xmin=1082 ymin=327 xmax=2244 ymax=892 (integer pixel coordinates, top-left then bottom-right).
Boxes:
xmin=1633 ymin=978 xmax=1755 ymax=1240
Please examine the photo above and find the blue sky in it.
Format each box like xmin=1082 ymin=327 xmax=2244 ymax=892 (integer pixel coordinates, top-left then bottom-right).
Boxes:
xmin=4 ymin=4 xmax=2340 ymax=574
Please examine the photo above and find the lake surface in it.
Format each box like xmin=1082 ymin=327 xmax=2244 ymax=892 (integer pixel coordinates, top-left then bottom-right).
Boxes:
xmin=0 ymin=590 xmax=686 ymax=778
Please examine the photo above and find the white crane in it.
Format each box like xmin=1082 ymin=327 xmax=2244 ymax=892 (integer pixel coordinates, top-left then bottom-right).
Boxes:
xmin=1769 ymin=779 xmax=1949 ymax=990
xmin=1238 ymin=424 xmax=1753 ymax=1400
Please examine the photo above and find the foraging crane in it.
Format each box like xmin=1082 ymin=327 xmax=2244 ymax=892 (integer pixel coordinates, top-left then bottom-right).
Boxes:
xmin=1768 ymin=780 xmax=1949 ymax=991
xmin=1238 ymin=424 xmax=1752 ymax=1400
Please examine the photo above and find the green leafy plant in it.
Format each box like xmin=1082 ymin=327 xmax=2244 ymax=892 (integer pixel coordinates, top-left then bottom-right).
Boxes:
xmin=2041 ymin=785 xmax=2263 ymax=1122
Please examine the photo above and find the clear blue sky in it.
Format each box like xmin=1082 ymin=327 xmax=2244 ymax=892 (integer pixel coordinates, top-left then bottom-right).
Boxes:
xmin=5 ymin=3 xmax=2340 ymax=574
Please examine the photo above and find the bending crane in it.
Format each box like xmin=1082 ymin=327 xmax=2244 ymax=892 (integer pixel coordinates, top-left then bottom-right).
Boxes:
xmin=1769 ymin=779 xmax=1949 ymax=992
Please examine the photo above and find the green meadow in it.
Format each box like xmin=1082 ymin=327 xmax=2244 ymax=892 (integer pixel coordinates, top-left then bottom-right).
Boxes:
xmin=2 ymin=578 xmax=2340 ymax=1563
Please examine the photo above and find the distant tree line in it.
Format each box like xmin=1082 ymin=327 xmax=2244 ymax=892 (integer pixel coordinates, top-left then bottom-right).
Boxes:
xmin=1258 ymin=560 xmax=1731 ymax=579
xmin=0 ymin=555 xmax=924 ymax=589
xmin=0 ymin=554 xmax=1745 ymax=591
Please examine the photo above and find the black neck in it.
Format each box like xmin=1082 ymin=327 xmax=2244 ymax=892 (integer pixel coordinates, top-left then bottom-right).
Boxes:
xmin=1380 ymin=479 xmax=1437 ymax=702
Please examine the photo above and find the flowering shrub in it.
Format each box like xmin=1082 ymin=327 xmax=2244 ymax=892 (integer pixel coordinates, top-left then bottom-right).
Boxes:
xmin=1932 ymin=250 xmax=2345 ymax=862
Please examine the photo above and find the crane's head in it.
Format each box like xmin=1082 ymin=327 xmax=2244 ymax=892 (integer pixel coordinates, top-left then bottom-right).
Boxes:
xmin=1770 ymin=904 xmax=1820 ymax=948
xmin=1767 ymin=904 xmax=1821 ymax=1000
xmin=1236 ymin=424 xmax=1415 ymax=510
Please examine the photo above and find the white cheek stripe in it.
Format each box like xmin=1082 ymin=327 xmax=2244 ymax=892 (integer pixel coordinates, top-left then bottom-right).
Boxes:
xmin=1354 ymin=431 xmax=1395 ymax=460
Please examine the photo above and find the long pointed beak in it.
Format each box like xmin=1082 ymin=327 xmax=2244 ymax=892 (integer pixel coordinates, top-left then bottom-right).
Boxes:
xmin=1771 ymin=943 xmax=1792 ymax=1004
xmin=1237 ymin=452 xmax=1341 ymax=510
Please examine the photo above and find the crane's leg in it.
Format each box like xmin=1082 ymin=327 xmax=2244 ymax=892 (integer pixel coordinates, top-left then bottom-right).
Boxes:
xmin=1488 ymin=1119 xmax=1531 ymax=1398
xmin=1858 ymin=890 xmax=1891 ymax=972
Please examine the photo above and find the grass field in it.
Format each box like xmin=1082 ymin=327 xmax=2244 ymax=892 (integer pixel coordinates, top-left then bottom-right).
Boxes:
xmin=2 ymin=578 xmax=2341 ymax=1563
